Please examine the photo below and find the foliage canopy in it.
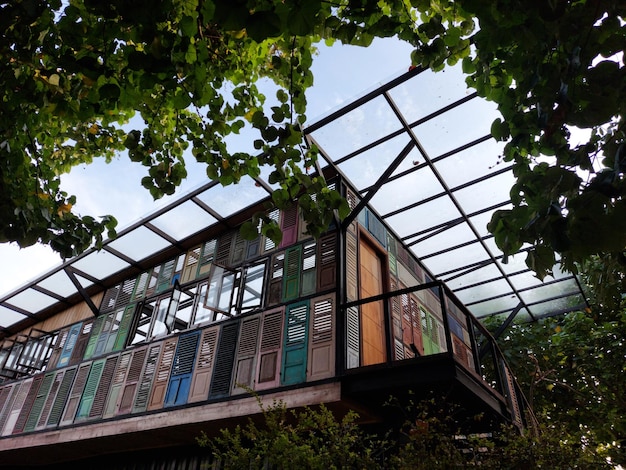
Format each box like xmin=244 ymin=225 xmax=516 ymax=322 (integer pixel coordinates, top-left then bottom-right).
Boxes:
xmin=1 ymin=0 xmax=625 ymax=288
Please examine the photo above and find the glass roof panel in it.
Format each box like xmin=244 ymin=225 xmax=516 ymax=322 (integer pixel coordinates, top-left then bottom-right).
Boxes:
xmin=370 ymin=167 xmax=444 ymax=217
xmin=453 ymin=171 xmax=515 ymax=215
xmin=36 ymin=271 xmax=78 ymax=298
xmin=149 ymin=200 xmax=217 ymax=241
xmin=421 ymin=242 xmax=489 ymax=275
xmin=519 ymin=278 xmax=582 ymax=305
xmin=0 ymin=306 xmax=27 ymax=328
xmin=469 ymin=209 xmax=510 ymax=238
xmin=72 ymin=250 xmax=130 ymax=280
xmin=453 ymin=277 xmax=512 ymax=306
xmin=442 ymin=262 xmax=503 ymax=289
xmin=432 ymin=139 xmax=506 ymax=189
xmin=7 ymin=288 xmax=58 ymax=313
xmin=407 ymin=221 xmax=476 ymax=259
xmin=467 ymin=295 xmax=523 ymax=318
xmin=384 ymin=195 xmax=460 ymax=239
xmin=309 ymin=95 xmax=401 ymax=161
xmin=107 ymin=226 xmax=171 ymax=261
xmin=194 ymin=178 xmax=269 ymax=219
xmin=509 ymin=271 xmax=550 ymax=290
xmin=530 ymin=294 xmax=586 ymax=319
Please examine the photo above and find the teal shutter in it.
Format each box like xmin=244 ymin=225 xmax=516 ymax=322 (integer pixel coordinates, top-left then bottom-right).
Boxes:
xmin=57 ymin=323 xmax=82 ymax=368
xmin=23 ymin=372 xmax=55 ymax=432
xmin=282 ymin=245 xmax=302 ymax=302
xmin=60 ymin=362 xmax=91 ymax=425
xmin=281 ymin=301 xmax=309 ymax=386
xmin=88 ymin=354 xmax=119 ymax=420
xmin=83 ymin=316 xmax=105 ymax=360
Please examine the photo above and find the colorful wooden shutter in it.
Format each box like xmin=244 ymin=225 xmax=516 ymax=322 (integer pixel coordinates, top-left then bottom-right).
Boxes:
xmin=281 ymin=301 xmax=309 ymax=386
xmin=214 ymin=232 xmax=233 ymax=267
xmin=401 ymin=288 xmax=413 ymax=357
xmin=46 ymin=366 xmax=77 ymax=427
xmin=75 ymin=359 xmax=106 ymax=421
xmin=164 ymin=331 xmax=200 ymax=407
xmin=389 ymin=280 xmax=403 ymax=360
xmin=188 ymin=327 xmax=220 ymax=403
xmin=231 ymin=315 xmax=261 ymax=395
xmin=23 ymin=372 xmax=55 ymax=432
xmin=132 ymin=342 xmax=161 ymax=413
xmin=262 ymin=209 xmax=280 ymax=253
xmin=366 ymin=209 xmax=387 ymax=248
xmin=282 ymin=245 xmax=302 ymax=302
xmin=387 ymin=234 xmax=398 ymax=278
xmin=409 ymin=296 xmax=424 ymax=355
xmin=197 ymin=239 xmax=216 ymax=278
xmin=255 ymin=308 xmax=284 ymax=391
xmin=182 ymin=246 xmax=202 ymax=284
xmin=0 ymin=384 xmax=18 ymax=433
xmin=307 ymin=295 xmax=335 ymax=381
xmin=112 ymin=305 xmax=135 ymax=351
xmin=147 ymin=337 xmax=178 ymax=411
xmin=132 ymin=271 xmax=150 ymax=302
xmin=2 ymin=379 xmax=33 ymax=436
xmin=117 ymin=347 xmax=148 ymax=415
xmin=35 ymin=371 xmax=63 ymax=429
xmin=100 ymin=284 xmax=120 ymax=313
xmin=117 ymin=278 xmax=136 ymax=309
xmin=103 ymin=350 xmax=132 ymax=418
xmin=346 ymin=230 xmax=359 ymax=302
xmin=267 ymin=252 xmax=284 ymax=306
xmin=60 ymin=362 xmax=92 ymax=425
xmin=69 ymin=319 xmax=94 ymax=366
xmin=279 ymin=204 xmax=298 ymax=248
xmin=317 ymin=233 xmax=337 ymax=291
xmin=300 ymin=241 xmax=317 ymax=296
xmin=12 ymin=375 xmax=43 ymax=434
xmin=209 ymin=322 xmax=239 ymax=399
xmin=87 ymin=354 xmax=119 ymax=420
xmin=48 ymin=327 xmax=69 ymax=369
xmin=57 ymin=322 xmax=82 ymax=368
xmin=144 ymin=267 xmax=160 ymax=298
xmin=156 ymin=258 xmax=177 ymax=293
xmin=95 ymin=312 xmax=115 ymax=356
xmin=83 ymin=315 xmax=105 ymax=360
xmin=346 ymin=306 xmax=360 ymax=369
xmin=230 ymin=230 xmax=247 ymax=265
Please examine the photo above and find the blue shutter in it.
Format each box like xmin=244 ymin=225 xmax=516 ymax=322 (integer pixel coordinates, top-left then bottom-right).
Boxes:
xmin=164 ymin=331 xmax=200 ymax=407
xmin=57 ymin=323 xmax=82 ymax=368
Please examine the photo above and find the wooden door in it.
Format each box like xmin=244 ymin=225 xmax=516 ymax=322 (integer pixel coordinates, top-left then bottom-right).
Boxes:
xmin=359 ymin=239 xmax=386 ymax=366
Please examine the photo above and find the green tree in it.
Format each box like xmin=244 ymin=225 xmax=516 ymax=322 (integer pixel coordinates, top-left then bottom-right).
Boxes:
xmin=2 ymin=0 xmax=624 ymax=287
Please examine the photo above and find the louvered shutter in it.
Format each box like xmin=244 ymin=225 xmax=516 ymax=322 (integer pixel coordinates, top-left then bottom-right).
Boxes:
xmin=255 ymin=308 xmax=284 ymax=391
xmin=267 ymin=252 xmax=284 ymax=306
xmin=246 ymin=235 xmax=261 ymax=260
xmin=83 ymin=315 xmax=105 ymax=360
xmin=60 ymin=362 xmax=92 ymax=425
xmin=346 ymin=230 xmax=358 ymax=302
xmin=279 ymin=204 xmax=298 ymax=248
xmin=69 ymin=319 xmax=94 ymax=366
xmin=57 ymin=322 xmax=82 ymax=368
xmin=410 ymin=296 xmax=424 ymax=355
xmin=112 ymin=305 xmax=135 ymax=351
xmin=197 ymin=239 xmax=216 ymax=278
xmin=317 ymin=233 xmax=337 ymax=291
xmin=46 ymin=366 xmax=77 ymax=427
xmin=502 ymin=364 xmax=523 ymax=427
xmin=231 ymin=316 xmax=261 ymax=395
xmin=262 ymin=209 xmax=280 ymax=253
xmin=214 ymin=232 xmax=232 ymax=267
xmin=209 ymin=322 xmax=239 ymax=399
xmin=230 ymin=231 xmax=247 ymax=265
xmin=188 ymin=327 xmax=220 ymax=403
xmin=346 ymin=306 xmax=360 ymax=369
xmin=95 ymin=312 xmax=115 ymax=356
xmin=118 ymin=346 xmax=149 ymax=415
xmin=300 ymin=241 xmax=317 ymax=296
xmin=2 ymin=379 xmax=33 ymax=435
xmin=281 ymin=302 xmax=309 ymax=386
xmin=48 ymin=327 xmax=69 ymax=369
xmin=75 ymin=359 xmax=106 ymax=421
xmin=87 ymin=354 xmax=119 ymax=420
xmin=144 ymin=267 xmax=160 ymax=298
xmin=147 ymin=337 xmax=178 ymax=411
xmin=307 ymin=295 xmax=335 ymax=381
xmin=37 ymin=371 xmax=65 ymax=427
xmin=156 ymin=258 xmax=177 ymax=293
xmin=282 ymin=245 xmax=302 ymax=302
xmin=366 ymin=210 xmax=387 ymax=248
xmin=100 ymin=284 xmax=120 ymax=313
xmin=164 ymin=331 xmax=200 ymax=407
xmin=0 ymin=384 xmax=17 ymax=433
xmin=12 ymin=375 xmax=43 ymax=434
xmin=182 ymin=246 xmax=202 ymax=284
xmin=103 ymin=350 xmax=132 ymax=418
xmin=23 ymin=372 xmax=55 ymax=432
xmin=389 ymin=280 xmax=403 ymax=360
xmin=117 ymin=278 xmax=136 ymax=309
xmin=387 ymin=234 xmax=397 ymax=278
xmin=401 ymin=289 xmax=413 ymax=356
xmin=132 ymin=342 xmax=161 ymax=413
xmin=132 ymin=271 xmax=150 ymax=302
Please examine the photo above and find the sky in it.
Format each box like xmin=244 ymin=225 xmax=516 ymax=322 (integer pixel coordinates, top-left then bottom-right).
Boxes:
xmin=0 ymin=38 xmax=423 ymax=298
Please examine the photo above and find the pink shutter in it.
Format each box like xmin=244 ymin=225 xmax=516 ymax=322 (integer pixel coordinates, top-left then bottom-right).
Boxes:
xmin=307 ymin=294 xmax=335 ymax=381
xmin=255 ymin=308 xmax=284 ymax=391
xmin=279 ymin=205 xmax=298 ymax=248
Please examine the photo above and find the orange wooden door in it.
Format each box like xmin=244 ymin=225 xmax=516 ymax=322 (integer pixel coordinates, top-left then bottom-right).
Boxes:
xmin=359 ymin=239 xmax=386 ymax=365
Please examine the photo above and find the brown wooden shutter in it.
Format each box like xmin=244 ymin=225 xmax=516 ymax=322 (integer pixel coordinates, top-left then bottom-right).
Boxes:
xmin=279 ymin=204 xmax=298 ymax=248
xmin=255 ymin=308 xmax=284 ymax=391
xmin=346 ymin=230 xmax=358 ymax=302
xmin=188 ymin=327 xmax=220 ymax=403
xmin=209 ymin=322 xmax=239 ymax=399
xmin=118 ymin=347 xmax=149 ymax=415
xmin=346 ymin=306 xmax=360 ymax=369
xmin=410 ymin=295 xmax=424 ymax=355
xmin=132 ymin=271 xmax=150 ymax=302
xmin=2 ymin=378 xmax=33 ymax=435
xmin=47 ymin=327 xmax=69 ymax=369
xmin=132 ymin=342 xmax=162 ymax=413
xmin=230 ymin=230 xmax=247 ymax=265
xmin=317 ymin=233 xmax=337 ymax=291
xmin=181 ymin=245 xmax=202 ymax=284
xmin=307 ymin=294 xmax=335 ymax=381
xmin=69 ymin=319 xmax=94 ymax=366
xmin=23 ymin=372 xmax=55 ymax=432
xmin=197 ymin=239 xmax=217 ymax=278
xmin=147 ymin=336 xmax=178 ymax=411
xmin=231 ymin=315 xmax=261 ymax=395
xmin=214 ymin=232 xmax=233 ymax=267
xmin=12 ymin=375 xmax=43 ymax=434
xmin=0 ymin=385 xmax=14 ymax=430
xmin=267 ymin=252 xmax=284 ymax=306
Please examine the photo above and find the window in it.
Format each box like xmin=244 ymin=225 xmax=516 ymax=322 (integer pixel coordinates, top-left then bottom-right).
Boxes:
xmin=239 ymin=262 xmax=267 ymax=313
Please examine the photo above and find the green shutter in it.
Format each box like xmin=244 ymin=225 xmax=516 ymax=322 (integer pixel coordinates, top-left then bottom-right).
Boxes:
xmin=75 ymin=359 xmax=105 ymax=420
xmin=282 ymin=245 xmax=302 ymax=302
xmin=83 ymin=315 xmax=105 ymax=360
xmin=113 ymin=305 xmax=135 ymax=351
